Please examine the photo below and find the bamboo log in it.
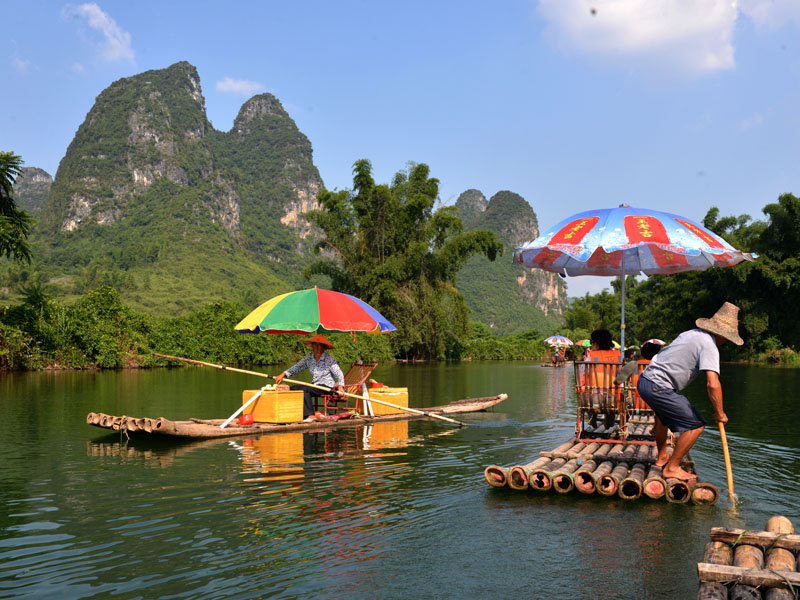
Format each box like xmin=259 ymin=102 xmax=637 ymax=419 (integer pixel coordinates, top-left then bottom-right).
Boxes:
xmin=710 ymin=529 xmax=800 ymax=552
xmin=643 ymin=465 xmax=667 ymax=500
xmin=691 ymin=483 xmax=720 ymax=505
xmin=697 ymin=541 xmax=733 ymax=600
xmin=606 ymin=443 xmax=626 ymax=460
xmin=598 ymin=462 xmax=628 ymax=496
xmin=484 ymin=465 xmax=509 ymax=488
xmin=552 ymin=459 xmax=581 ymax=493
xmin=621 ymin=444 xmax=638 ymax=460
xmin=530 ymin=458 xmax=566 ymax=491
xmin=568 ymin=442 xmax=600 ymax=458
xmin=574 ymin=460 xmax=599 ymax=494
xmin=539 ymin=439 xmax=580 ymax=458
xmin=142 ymin=418 xmax=153 ymax=433
xmin=591 ymin=460 xmax=614 ymax=486
xmin=666 ymin=479 xmax=691 ymax=503
xmin=508 ymin=457 xmax=551 ymax=490
xmin=618 ymin=463 xmax=646 ymax=500
xmin=86 ymin=412 xmax=96 ymax=425
xmin=765 ymin=516 xmax=795 ymax=600
xmin=729 ymin=531 xmax=765 ymax=600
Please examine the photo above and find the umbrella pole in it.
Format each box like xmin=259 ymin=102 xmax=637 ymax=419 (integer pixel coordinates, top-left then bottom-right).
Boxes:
xmin=153 ymin=353 xmax=467 ymax=427
xmin=620 ymin=252 xmax=626 ymax=360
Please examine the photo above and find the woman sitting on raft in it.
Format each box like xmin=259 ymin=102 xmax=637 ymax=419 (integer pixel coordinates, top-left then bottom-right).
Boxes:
xmin=274 ymin=334 xmax=345 ymax=421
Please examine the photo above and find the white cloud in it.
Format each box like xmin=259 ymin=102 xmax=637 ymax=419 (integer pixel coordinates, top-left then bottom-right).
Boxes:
xmin=537 ymin=0 xmax=737 ymax=75
xmin=216 ymin=77 xmax=266 ymax=97
xmin=739 ymin=0 xmax=800 ymax=28
xmin=11 ymin=56 xmax=31 ymax=72
xmin=66 ymin=3 xmax=135 ymax=63
xmin=72 ymin=62 xmax=85 ymax=73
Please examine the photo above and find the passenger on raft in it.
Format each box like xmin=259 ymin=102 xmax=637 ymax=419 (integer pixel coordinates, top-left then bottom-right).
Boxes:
xmin=583 ymin=328 xmax=620 ymax=428
xmin=274 ymin=334 xmax=345 ymax=421
xmin=637 ymin=302 xmax=743 ymax=482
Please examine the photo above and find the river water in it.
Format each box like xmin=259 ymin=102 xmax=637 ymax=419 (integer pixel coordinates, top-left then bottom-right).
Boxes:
xmin=1 ymin=362 xmax=799 ymax=599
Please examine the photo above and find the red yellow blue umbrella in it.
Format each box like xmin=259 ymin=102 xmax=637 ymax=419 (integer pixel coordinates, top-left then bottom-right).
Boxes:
xmin=544 ymin=335 xmax=573 ymax=347
xmin=235 ymin=288 xmax=396 ymax=334
xmin=513 ymin=205 xmax=756 ymax=350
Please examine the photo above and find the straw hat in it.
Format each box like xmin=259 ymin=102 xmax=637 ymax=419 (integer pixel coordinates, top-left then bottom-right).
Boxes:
xmin=303 ymin=333 xmax=334 ymax=349
xmin=696 ymin=302 xmax=743 ymax=346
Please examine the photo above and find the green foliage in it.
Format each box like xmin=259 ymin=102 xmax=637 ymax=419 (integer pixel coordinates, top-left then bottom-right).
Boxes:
xmin=0 ymin=151 xmax=33 ymax=263
xmin=0 ymin=286 xmax=395 ymax=371
xmin=304 ymin=160 xmax=504 ymax=359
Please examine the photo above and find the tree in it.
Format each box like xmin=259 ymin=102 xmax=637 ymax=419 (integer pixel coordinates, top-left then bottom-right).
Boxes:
xmin=0 ymin=151 xmax=33 ymax=262
xmin=304 ymin=159 xmax=503 ymax=359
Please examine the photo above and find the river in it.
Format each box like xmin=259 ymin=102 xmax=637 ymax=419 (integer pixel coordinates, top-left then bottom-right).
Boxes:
xmin=1 ymin=362 xmax=799 ymax=599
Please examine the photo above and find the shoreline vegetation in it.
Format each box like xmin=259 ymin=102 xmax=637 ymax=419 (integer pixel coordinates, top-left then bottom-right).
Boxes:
xmin=1 ymin=286 xmax=795 ymax=372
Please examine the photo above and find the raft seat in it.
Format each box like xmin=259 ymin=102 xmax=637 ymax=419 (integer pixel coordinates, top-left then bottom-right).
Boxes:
xmin=318 ymin=362 xmax=378 ymax=414
xmin=574 ymin=361 xmax=627 ymax=440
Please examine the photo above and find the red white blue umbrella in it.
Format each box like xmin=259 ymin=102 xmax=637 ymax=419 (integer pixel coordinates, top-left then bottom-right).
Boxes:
xmin=643 ymin=338 xmax=666 ymax=345
xmin=514 ymin=205 xmax=756 ymax=350
xmin=544 ymin=335 xmax=573 ymax=347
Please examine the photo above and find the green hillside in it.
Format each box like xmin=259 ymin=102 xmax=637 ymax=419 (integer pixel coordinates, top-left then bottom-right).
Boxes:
xmin=8 ymin=62 xmax=324 ymax=315
xmin=455 ymin=189 xmax=567 ymax=335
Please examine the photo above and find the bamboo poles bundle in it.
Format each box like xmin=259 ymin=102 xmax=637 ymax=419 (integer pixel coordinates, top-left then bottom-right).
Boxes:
xmin=86 ymin=412 xmax=158 ymax=434
xmin=597 ymin=462 xmax=629 ymax=496
xmin=698 ymin=516 xmax=800 ymax=598
xmin=508 ymin=457 xmax=551 ymax=490
xmin=484 ymin=437 xmax=717 ymax=504
xmin=530 ymin=457 xmax=567 ymax=491
xmin=574 ymin=443 xmax=613 ymax=494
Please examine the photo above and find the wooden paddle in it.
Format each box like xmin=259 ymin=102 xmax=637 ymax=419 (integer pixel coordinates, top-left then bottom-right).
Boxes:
xmin=153 ymin=353 xmax=466 ymax=427
xmin=718 ymin=421 xmax=738 ymax=504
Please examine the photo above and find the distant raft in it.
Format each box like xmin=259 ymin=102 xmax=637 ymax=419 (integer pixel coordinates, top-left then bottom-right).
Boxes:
xmin=697 ymin=515 xmax=800 ymax=599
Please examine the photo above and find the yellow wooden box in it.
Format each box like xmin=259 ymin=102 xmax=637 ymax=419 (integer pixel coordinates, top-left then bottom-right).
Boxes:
xmin=358 ymin=387 xmax=409 ymax=415
xmin=242 ymin=389 xmax=304 ymax=423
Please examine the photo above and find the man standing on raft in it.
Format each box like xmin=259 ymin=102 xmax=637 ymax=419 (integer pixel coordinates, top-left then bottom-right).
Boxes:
xmin=637 ymin=302 xmax=743 ymax=482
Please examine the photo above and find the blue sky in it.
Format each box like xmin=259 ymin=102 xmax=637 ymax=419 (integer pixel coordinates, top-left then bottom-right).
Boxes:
xmin=3 ymin=1 xmax=800 ymax=296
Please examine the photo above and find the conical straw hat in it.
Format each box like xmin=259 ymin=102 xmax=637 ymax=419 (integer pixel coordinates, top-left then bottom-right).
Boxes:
xmin=696 ymin=302 xmax=743 ymax=346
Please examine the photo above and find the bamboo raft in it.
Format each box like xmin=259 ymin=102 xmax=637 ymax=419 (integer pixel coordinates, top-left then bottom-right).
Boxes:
xmin=484 ymin=414 xmax=719 ymax=504
xmin=697 ymin=515 xmax=800 ymax=599
xmin=86 ymin=394 xmax=507 ymax=439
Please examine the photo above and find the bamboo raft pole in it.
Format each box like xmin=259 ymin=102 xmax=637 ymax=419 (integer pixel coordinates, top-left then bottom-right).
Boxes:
xmin=697 ymin=516 xmax=800 ymax=598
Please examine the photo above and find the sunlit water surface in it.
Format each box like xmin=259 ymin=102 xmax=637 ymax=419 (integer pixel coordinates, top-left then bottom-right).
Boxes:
xmin=1 ymin=362 xmax=798 ymax=599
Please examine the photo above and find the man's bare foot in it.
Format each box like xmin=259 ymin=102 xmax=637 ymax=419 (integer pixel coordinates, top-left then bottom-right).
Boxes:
xmin=662 ymin=467 xmax=697 ymax=482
